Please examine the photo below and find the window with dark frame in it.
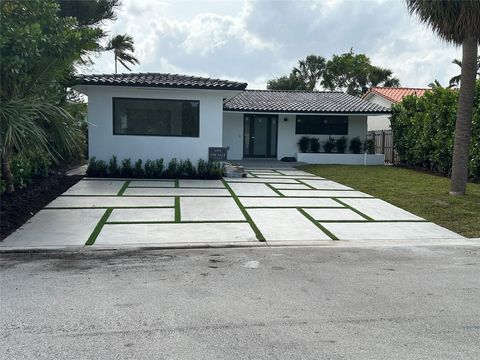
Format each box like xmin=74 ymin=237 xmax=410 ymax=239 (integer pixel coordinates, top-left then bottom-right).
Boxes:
xmin=295 ymin=115 xmax=348 ymax=135
xmin=113 ymin=98 xmax=200 ymax=137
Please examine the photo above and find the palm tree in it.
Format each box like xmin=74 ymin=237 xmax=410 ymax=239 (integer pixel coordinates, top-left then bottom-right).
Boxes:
xmin=293 ymin=55 xmax=326 ymax=91
xmin=448 ymin=57 xmax=480 ymax=88
xmin=406 ymin=0 xmax=480 ymax=195
xmin=105 ymin=34 xmax=139 ymax=73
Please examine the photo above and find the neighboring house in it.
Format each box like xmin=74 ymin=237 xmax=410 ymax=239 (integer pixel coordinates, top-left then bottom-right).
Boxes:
xmin=74 ymin=73 xmax=390 ymax=163
xmin=362 ymin=87 xmax=428 ymax=131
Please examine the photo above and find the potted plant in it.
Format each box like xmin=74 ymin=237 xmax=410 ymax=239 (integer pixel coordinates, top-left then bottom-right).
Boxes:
xmin=324 ymin=137 xmax=336 ymax=153
xmin=349 ymin=137 xmax=362 ymax=154
xmin=309 ymin=137 xmax=320 ymax=153
xmin=335 ymin=136 xmax=347 ymax=153
xmin=297 ymin=136 xmax=310 ymax=153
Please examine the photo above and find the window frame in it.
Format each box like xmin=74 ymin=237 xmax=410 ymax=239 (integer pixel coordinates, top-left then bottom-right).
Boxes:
xmin=295 ymin=115 xmax=349 ymax=135
xmin=112 ymin=97 xmax=200 ymax=138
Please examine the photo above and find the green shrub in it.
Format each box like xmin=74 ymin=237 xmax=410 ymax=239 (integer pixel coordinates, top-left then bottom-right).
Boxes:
xmin=133 ymin=159 xmax=145 ymax=178
xmin=391 ymin=81 xmax=480 ymax=180
xmin=108 ymin=156 xmax=120 ymax=177
xmin=86 ymin=157 xmax=98 ymax=177
xmin=349 ymin=137 xmax=362 ymax=154
xmin=363 ymin=139 xmax=375 ymax=154
xmin=298 ymin=136 xmax=310 ymax=152
xmin=197 ymin=159 xmax=209 ymax=178
xmin=179 ymin=159 xmax=196 ymax=178
xmin=207 ymin=161 xmax=223 ymax=179
xmin=121 ymin=158 xmax=133 ymax=178
xmin=335 ymin=136 xmax=347 ymax=153
xmin=144 ymin=159 xmax=154 ymax=178
xmin=310 ymin=138 xmax=320 ymax=153
xmin=324 ymin=137 xmax=336 ymax=153
xmin=165 ymin=158 xmax=178 ymax=178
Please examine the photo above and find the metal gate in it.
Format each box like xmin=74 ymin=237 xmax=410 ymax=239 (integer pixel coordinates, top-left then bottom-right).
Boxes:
xmin=367 ymin=130 xmax=399 ymax=164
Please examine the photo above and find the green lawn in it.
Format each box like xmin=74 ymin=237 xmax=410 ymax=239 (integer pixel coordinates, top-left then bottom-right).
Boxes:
xmin=299 ymin=165 xmax=480 ymax=238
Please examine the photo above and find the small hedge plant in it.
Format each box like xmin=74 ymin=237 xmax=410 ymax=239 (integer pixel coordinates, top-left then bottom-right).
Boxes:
xmin=349 ymin=137 xmax=362 ymax=154
xmin=335 ymin=137 xmax=347 ymax=153
xmin=87 ymin=156 xmax=224 ymax=179
xmin=324 ymin=137 xmax=336 ymax=153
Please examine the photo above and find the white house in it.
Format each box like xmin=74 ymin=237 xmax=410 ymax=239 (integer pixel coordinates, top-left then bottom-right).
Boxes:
xmin=75 ymin=73 xmax=390 ymax=164
xmin=362 ymin=87 xmax=428 ymax=131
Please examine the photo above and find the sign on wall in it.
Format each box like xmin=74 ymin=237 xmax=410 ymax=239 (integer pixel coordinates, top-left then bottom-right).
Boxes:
xmin=208 ymin=147 xmax=227 ymax=161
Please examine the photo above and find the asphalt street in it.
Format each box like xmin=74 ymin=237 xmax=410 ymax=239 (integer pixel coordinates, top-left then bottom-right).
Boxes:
xmin=1 ymin=246 xmax=479 ymax=359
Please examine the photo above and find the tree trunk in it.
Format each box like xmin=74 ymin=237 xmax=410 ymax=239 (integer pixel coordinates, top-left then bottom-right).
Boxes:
xmin=1 ymin=152 xmax=15 ymax=193
xmin=450 ymin=37 xmax=478 ymax=195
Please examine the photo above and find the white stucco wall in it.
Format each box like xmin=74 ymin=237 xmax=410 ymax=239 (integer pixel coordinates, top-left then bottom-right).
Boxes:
xmin=222 ymin=112 xmax=244 ymax=160
xmin=222 ymin=112 xmax=368 ymax=160
xmin=85 ymin=86 xmax=229 ymax=164
xmin=364 ymin=93 xmax=393 ymax=131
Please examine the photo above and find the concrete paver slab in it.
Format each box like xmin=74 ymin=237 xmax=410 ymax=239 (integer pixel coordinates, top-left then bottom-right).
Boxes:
xmin=270 ymin=183 xmax=311 ymax=190
xmin=301 ymin=179 xmax=354 ymax=190
xmin=340 ymin=198 xmax=424 ymax=221
xmin=124 ymin=188 xmax=230 ymax=196
xmin=108 ymin=208 xmax=174 ymax=222
xmin=180 ymin=197 xmax=245 ymax=221
xmin=276 ymin=170 xmax=316 ymax=176
xmin=305 ymin=208 xmax=367 ymax=221
xmin=279 ymin=190 xmax=372 ymax=198
xmin=63 ymin=180 xmax=125 ymax=195
xmin=128 ymin=180 xmax=175 ymax=187
xmin=239 ymin=197 xmax=343 ymax=208
xmin=321 ymin=222 xmax=464 ymax=240
xmin=178 ymin=180 xmax=224 ymax=188
xmin=224 ymin=178 xmax=299 ymax=184
xmin=255 ymin=175 xmax=319 ymax=179
xmin=46 ymin=196 xmax=174 ymax=208
xmin=95 ymin=223 xmax=257 ymax=245
xmin=227 ymin=183 xmax=279 ymax=197
xmin=0 ymin=209 xmax=104 ymax=247
xmin=247 ymin=208 xmax=331 ymax=241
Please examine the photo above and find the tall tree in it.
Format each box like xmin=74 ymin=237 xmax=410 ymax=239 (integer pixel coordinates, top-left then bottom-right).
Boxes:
xmin=267 ymin=74 xmax=308 ymax=90
xmin=449 ymin=57 xmax=480 ymax=88
xmin=406 ymin=0 xmax=480 ymax=195
xmin=105 ymin=34 xmax=140 ymax=73
xmin=0 ymin=0 xmax=109 ymax=192
xmin=322 ymin=49 xmax=400 ymax=96
xmin=292 ymin=55 xmax=326 ymax=90
xmin=58 ymin=0 xmax=120 ymax=27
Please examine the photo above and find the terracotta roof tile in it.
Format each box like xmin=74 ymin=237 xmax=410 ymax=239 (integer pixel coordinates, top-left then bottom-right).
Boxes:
xmin=363 ymin=87 xmax=428 ymax=103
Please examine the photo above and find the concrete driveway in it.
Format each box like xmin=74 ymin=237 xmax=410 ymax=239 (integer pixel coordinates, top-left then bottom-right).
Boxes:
xmin=0 ymin=167 xmax=469 ymax=250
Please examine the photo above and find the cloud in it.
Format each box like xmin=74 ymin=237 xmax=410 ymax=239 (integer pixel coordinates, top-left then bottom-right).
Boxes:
xmin=87 ymin=0 xmax=462 ymax=89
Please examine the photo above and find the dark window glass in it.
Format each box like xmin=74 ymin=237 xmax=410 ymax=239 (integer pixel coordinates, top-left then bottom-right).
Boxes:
xmin=113 ymin=98 xmax=199 ymax=137
xmin=295 ymin=115 xmax=348 ymax=135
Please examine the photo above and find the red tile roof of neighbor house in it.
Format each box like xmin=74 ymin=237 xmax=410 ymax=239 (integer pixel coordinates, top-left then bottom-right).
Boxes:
xmin=363 ymin=87 xmax=429 ymax=103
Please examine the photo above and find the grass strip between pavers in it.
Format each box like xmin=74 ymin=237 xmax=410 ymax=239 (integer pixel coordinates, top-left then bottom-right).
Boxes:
xmin=175 ymin=179 xmax=179 ymax=188
xmin=332 ymin=198 xmax=374 ymax=221
xmin=175 ymin=196 xmax=181 ymax=222
xmin=297 ymin=208 xmax=339 ymax=240
xmin=222 ymin=179 xmax=265 ymax=241
xmin=117 ymin=181 xmax=130 ymax=196
xmin=106 ymin=220 xmax=248 ymax=225
xmin=265 ymin=183 xmax=285 ymax=197
xmin=295 ymin=179 xmax=316 ymax=189
xmin=85 ymin=208 xmax=113 ymax=245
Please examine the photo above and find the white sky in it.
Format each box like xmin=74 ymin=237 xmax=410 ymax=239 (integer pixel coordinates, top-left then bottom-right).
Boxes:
xmin=84 ymin=0 xmax=463 ymax=89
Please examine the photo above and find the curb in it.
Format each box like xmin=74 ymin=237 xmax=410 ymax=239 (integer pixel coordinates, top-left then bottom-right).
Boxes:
xmin=1 ymin=238 xmax=479 ymax=254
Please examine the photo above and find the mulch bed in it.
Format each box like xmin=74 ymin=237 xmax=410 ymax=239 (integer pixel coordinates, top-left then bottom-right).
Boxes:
xmin=1 ymin=173 xmax=83 ymax=240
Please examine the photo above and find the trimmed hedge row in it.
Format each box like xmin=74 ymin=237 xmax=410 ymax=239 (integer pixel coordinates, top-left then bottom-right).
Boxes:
xmin=86 ymin=156 xmax=224 ymax=179
xmin=297 ymin=136 xmax=373 ymax=154
xmin=391 ymin=81 xmax=480 ymax=181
